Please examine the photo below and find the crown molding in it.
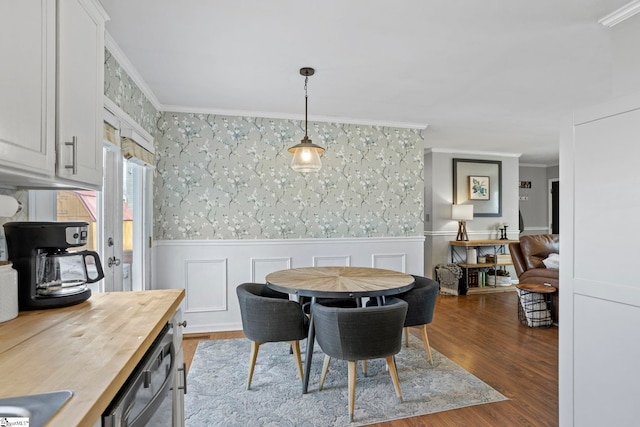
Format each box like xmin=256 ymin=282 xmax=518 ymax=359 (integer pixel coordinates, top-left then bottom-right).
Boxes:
xmin=519 ymin=163 xmax=550 ymax=168
xmin=520 ymin=162 xmax=559 ymax=168
xmin=598 ymin=0 xmax=640 ymax=27
xmin=105 ymin=32 xmax=162 ymax=111
xmin=161 ymin=105 xmax=429 ymax=130
xmin=426 ymin=147 xmax=522 ymax=158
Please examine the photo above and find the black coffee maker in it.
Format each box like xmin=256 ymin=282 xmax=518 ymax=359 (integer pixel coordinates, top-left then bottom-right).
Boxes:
xmin=3 ymin=221 xmax=104 ymax=310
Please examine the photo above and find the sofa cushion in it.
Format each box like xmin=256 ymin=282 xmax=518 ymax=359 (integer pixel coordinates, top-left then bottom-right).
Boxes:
xmin=519 ymin=268 xmax=559 ymax=286
xmin=520 ymin=234 xmax=560 ymax=271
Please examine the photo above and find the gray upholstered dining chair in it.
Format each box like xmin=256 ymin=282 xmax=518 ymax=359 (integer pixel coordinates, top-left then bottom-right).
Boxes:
xmin=236 ymin=282 xmax=309 ymax=390
xmin=397 ymin=275 xmax=439 ymax=365
xmin=313 ymin=297 xmax=408 ymax=422
xmin=366 ymin=275 xmax=439 ymax=365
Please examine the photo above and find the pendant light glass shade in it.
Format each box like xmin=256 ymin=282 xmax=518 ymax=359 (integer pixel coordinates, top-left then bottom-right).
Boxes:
xmin=288 ymin=136 xmax=324 ymax=172
xmin=289 ymin=67 xmax=324 ymax=172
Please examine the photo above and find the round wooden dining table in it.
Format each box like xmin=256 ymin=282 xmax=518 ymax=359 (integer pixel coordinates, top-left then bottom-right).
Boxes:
xmin=265 ymin=266 xmax=415 ymax=394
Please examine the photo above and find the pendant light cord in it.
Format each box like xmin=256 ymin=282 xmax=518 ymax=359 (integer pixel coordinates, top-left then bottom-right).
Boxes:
xmin=304 ymin=75 xmax=309 ymax=138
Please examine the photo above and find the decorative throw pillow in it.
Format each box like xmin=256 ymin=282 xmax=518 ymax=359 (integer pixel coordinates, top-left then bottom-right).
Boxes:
xmin=542 ymin=253 xmax=559 ymax=269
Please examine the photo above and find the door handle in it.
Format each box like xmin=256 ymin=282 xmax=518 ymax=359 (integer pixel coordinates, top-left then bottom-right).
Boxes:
xmin=108 ymin=256 xmax=121 ymax=267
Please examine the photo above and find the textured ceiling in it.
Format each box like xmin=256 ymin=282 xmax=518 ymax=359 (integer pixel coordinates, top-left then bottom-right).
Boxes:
xmin=100 ymin=0 xmax=631 ymax=165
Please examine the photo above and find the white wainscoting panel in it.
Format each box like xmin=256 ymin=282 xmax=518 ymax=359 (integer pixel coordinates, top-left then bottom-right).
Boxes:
xmin=153 ymin=236 xmax=425 ymax=333
xmin=313 ymin=255 xmax=351 ymax=267
xmin=372 ymin=253 xmax=406 ymax=272
xmin=251 ymin=257 xmax=291 ymax=283
xmin=184 ymin=259 xmax=227 ymax=313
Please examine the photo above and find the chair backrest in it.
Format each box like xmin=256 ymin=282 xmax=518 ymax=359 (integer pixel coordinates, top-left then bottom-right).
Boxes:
xmin=519 ymin=234 xmax=560 ymax=271
xmin=236 ymin=282 xmax=308 ymax=343
xmin=313 ymin=297 xmax=408 ymax=361
xmin=401 ymin=275 xmax=439 ymax=327
xmin=509 ymin=241 xmax=527 ymax=278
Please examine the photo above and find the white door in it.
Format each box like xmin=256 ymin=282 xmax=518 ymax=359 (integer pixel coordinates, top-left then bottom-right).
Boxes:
xmin=100 ymin=146 xmax=153 ymax=292
xmin=123 ymin=160 xmax=153 ymax=291
xmin=100 ymin=144 xmax=124 ymax=292
xmin=560 ymin=96 xmax=640 ymax=425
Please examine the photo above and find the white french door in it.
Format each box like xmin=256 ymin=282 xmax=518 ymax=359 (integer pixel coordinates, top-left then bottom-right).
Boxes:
xmin=101 ymin=144 xmax=153 ymax=292
xmin=100 ymin=144 xmax=124 ymax=291
xmin=123 ymin=159 xmax=153 ymax=291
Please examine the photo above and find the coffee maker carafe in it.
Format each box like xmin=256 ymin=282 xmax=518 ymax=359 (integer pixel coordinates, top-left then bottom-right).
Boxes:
xmin=3 ymin=221 xmax=104 ymax=310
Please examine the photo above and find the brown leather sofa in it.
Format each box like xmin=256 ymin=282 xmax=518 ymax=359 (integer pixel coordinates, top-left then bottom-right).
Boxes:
xmin=509 ymin=234 xmax=560 ymax=321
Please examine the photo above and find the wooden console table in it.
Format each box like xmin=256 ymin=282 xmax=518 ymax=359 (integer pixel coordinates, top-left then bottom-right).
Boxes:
xmin=450 ymin=239 xmax=519 ymax=295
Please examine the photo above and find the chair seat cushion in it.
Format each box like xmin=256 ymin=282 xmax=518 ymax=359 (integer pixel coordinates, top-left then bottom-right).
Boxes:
xmin=519 ymin=269 xmax=559 ymax=287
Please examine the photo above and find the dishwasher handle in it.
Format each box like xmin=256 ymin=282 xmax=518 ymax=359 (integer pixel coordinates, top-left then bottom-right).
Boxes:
xmin=128 ymin=340 xmax=176 ymax=427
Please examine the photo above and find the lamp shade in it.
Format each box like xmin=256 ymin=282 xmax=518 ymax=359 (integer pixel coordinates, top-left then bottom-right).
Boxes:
xmin=289 ymin=137 xmax=324 ymax=172
xmin=452 ymin=204 xmax=473 ymax=220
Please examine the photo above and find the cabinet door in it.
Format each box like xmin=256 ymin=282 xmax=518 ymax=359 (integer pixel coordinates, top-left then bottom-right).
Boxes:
xmin=0 ymin=0 xmax=55 ymax=176
xmin=56 ymin=0 xmax=105 ymax=188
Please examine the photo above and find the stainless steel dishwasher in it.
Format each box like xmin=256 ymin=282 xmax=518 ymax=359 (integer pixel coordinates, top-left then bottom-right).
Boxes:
xmin=102 ymin=323 xmax=175 ymax=427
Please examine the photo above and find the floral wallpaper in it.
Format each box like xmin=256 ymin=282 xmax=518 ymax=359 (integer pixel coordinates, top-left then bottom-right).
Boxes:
xmin=104 ymin=49 xmax=159 ymax=137
xmin=154 ymin=113 xmax=424 ymax=240
xmin=103 ymin=48 xmax=424 ymax=241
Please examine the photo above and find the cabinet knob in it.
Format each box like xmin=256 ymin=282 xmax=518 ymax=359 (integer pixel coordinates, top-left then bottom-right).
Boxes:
xmin=178 ymin=320 xmax=187 ymax=328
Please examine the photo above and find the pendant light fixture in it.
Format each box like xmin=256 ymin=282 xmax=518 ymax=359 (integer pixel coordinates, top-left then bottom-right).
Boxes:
xmin=288 ymin=67 xmax=325 ymax=172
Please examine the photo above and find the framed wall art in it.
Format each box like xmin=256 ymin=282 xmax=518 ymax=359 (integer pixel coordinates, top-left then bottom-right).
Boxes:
xmin=469 ymin=176 xmax=490 ymax=200
xmin=453 ymin=159 xmax=502 ymax=217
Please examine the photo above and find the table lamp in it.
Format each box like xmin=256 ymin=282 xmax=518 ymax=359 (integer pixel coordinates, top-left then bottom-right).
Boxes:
xmin=452 ymin=204 xmax=473 ymax=241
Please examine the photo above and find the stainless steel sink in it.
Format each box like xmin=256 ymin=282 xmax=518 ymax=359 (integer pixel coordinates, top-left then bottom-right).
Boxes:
xmin=0 ymin=390 xmax=73 ymax=427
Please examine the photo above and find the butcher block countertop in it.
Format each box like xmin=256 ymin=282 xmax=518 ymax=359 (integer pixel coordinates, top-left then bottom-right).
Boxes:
xmin=0 ymin=289 xmax=185 ymax=426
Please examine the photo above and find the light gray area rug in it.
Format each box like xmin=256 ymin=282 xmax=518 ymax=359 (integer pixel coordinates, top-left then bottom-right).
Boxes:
xmin=185 ymin=337 xmax=507 ymax=426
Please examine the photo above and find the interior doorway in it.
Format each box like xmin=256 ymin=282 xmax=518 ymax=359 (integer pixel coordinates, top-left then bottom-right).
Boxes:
xmin=549 ymin=179 xmax=559 ymax=234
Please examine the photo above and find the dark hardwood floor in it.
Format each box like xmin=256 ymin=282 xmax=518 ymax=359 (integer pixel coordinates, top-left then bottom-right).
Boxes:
xmin=182 ymin=291 xmax=558 ymax=426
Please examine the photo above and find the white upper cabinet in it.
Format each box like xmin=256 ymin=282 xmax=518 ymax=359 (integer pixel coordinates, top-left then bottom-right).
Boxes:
xmin=0 ymin=0 xmax=108 ymax=189
xmin=0 ymin=0 xmax=56 ymax=177
xmin=56 ymin=0 xmax=108 ymax=188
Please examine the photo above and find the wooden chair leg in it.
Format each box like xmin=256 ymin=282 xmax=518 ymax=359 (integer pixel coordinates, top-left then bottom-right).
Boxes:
xmin=420 ymin=324 xmax=433 ymax=365
xmin=247 ymin=341 xmax=261 ymax=390
xmin=319 ymin=354 xmax=331 ymax=391
xmin=404 ymin=326 xmax=409 ymax=347
xmin=348 ymin=360 xmax=357 ymax=422
xmin=289 ymin=340 xmax=304 ymax=381
xmin=385 ymin=355 xmax=403 ymax=401
xmin=362 ymin=359 xmax=368 ymax=376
